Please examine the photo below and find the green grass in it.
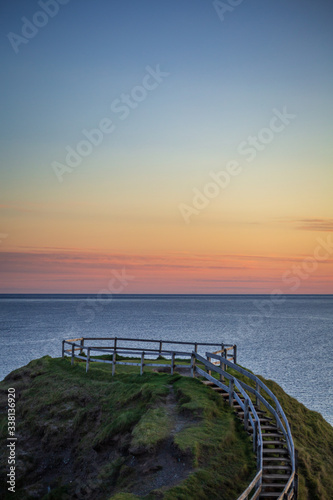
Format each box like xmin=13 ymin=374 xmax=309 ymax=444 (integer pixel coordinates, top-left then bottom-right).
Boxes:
xmin=160 ymin=377 xmax=254 ymax=499
xmin=131 ymin=407 xmax=171 ymax=451
xmin=0 ymin=355 xmax=256 ymax=500
xmin=0 ymin=354 xmax=332 ymax=499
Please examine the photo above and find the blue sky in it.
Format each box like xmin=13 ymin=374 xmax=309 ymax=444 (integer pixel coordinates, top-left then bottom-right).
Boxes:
xmin=2 ymin=0 xmax=332 ymax=153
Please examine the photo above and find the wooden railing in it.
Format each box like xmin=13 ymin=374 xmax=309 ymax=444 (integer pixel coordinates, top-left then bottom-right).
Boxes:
xmin=62 ymin=337 xmax=237 ymax=374
xmin=193 ymin=353 xmax=263 ymax=499
xmin=205 ymin=352 xmax=297 ymax=500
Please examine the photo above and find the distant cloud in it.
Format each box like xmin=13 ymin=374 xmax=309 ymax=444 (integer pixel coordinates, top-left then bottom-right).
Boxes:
xmin=0 ymin=249 xmax=248 ymax=275
xmin=1 ymin=248 xmax=332 ymax=276
xmin=294 ymin=219 xmax=333 ymax=232
xmin=1 ymin=248 xmax=332 ymax=293
xmin=278 ymin=218 xmax=333 ymax=232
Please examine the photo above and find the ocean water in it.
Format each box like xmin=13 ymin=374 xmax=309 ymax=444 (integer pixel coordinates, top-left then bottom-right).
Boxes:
xmin=0 ymin=294 xmax=332 ymax=425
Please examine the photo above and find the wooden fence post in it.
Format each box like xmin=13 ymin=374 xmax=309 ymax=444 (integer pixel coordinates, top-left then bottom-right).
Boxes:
xmin=159 ymin=340 xmax=162 ymax=354
xmin=233 ymin=344 xmax=237 ymax=364
xmin=194 ymin=343 xmax=198 ymax=354
xmin=112 ymin=351 xmax=116 ymax=376
xmin=86 ymin=348 xmax=90 ymax=373
xmin=71 ymin=344 xmax=75 ymax=366
xmin=255 ymin=458 xmax=262 ymax=494
xmin=244 ymin=398 xmax=250 ymax=432
xmin=208 ymin=356 xmax=211 ymax=376
xmin=253 ymin=420 xmax=258 ymax=453
xmin=114 ymin=337 xmax=117 ymax=351
xmin=229 ymin=379 xmax=234 ymax=407
xmin=80 ymin=338 xmax=84 ymax=355
xmin=222 ymin=349 xmax=226 ymax=375
xmin=191 ymin=353 xmax=196 ymax=378
xmin=62 ymin=340 xmax=65 ymax=358
xmin=219 ymin=356 xmax=224 ymax=382
xmin=257 ymin=440 xmax=261 ymax=471
xmin=140 ymin=352 xmax=144 ymax=375
xmin=171 ymin=352 xmax=175 ymax=375
xmin=256 ymin=381 xmax=261 ymax=409
xmin=225 ymin=348 xmax=229 ymax=368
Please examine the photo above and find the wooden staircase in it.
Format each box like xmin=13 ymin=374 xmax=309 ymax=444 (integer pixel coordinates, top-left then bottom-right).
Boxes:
xmin=202 ymin=381 xmax=294 ymax=499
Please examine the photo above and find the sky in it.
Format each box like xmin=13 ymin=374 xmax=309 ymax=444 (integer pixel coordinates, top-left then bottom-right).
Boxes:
xmin=0 ymin=0 xmax=332 ymax=294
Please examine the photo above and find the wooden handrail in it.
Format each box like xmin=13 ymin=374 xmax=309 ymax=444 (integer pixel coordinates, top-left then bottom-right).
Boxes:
xmin=80 ymin=336 xmax=234 ymax=347
xmin=207 ymin=352 xmax=296 ymax=471
xmin=205 ymin=352 xmax=297 ymax=499
xmin=194 ymin=352 xmax=263 ymax=498
xmin=236 ymin=470 xmax=262 ymax=500
xmin=63 ymin=341 xmax=196 ymax=358
xmin=62 ymin=340 xmax=202 ymax=375
xmin=62 ymin=338 xmax=237 ymax=373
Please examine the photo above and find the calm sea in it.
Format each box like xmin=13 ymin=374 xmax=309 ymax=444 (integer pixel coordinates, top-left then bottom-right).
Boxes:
xmin=0 ymin=294 xmax=332 ymax=425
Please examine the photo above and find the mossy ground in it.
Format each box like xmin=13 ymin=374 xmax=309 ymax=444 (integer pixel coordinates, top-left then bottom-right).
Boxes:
xmin=0 ymin=356 xmax=255 ymax=500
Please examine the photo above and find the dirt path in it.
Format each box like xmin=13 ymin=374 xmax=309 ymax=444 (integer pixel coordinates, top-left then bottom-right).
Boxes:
xmin=126 ymin=384 xmax=197 ymax=497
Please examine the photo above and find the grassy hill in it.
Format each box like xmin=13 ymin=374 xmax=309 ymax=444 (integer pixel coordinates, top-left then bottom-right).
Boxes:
xmin=0 ymin=355 xmax=332 ymax=499
xmin=0 ymin=356 xmax=255 ymax=499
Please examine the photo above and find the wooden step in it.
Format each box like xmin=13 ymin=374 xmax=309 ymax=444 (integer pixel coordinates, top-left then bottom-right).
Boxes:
xmin=236 ymin=408 xmax=270 ymax=416
xmin=259 ymin=493 xmax=283 ymax=498
xmin=263 ymin=457 xmax=291 ymax=463
xmin=264 ymin=465 xmax=291 ymax=471
xmin=263 ymin=474 xmax=291 ymax=480
xmin=259 ymin=416 xmax=273 ymax=421
xmin=263 ymin=448 xmax=289 ymax=455
xmin=262 ymin=432 xmax=284 ymax=438
xmin=236 ymin=410 xmax=267 ymax=415
xmin=249 ymin=423 xmax=278 ymax=429
xmin=262 ymin=441 xmax=287 ymax=447
xmin=259 ymin=483 xmax=285 ymax=498
xmin=235 ymin=411 xmax=270 ymax=426
xmin=252 ymin=436 xmax=284 ymax=444
xmin=262 ymin=483 xmax=286 ymax=488
xmin=235 ymin=409 xmax=273 ymax=420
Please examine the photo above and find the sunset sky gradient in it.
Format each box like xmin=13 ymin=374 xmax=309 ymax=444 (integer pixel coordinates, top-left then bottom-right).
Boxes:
xmin=1 ymin=0 xmax=332 ymax=293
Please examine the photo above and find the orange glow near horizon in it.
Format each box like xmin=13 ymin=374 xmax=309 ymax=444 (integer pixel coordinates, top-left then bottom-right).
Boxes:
xmin=1 ymin=195 xmax=333 ymax=293
xmin=1 ymin=234 xmax=332 ymax=293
